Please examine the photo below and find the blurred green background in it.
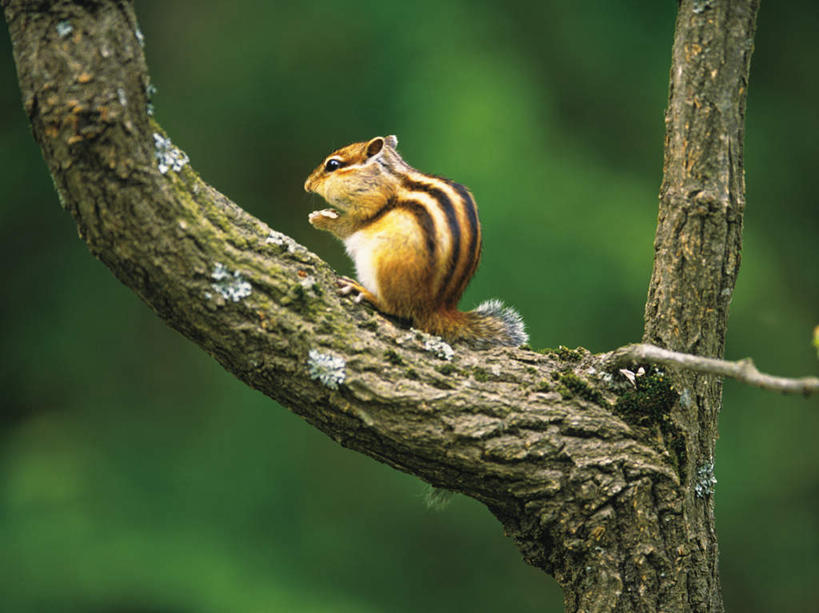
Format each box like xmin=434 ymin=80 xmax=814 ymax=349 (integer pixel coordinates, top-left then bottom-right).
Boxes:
xmin=2 ymin=2 xmax=817 ymax=611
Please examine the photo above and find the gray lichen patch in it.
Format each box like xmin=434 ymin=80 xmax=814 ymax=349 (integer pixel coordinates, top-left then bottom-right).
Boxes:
xmin=299 ymin=274 xmax=319 ymax=298
xmin=307 ymin=349 xmax=346 ymax=390
xmin=694 ymin=460 xmax=717 ymax=498
xmin=153 ymin=133 xmax=189 ymax=174
xmin=693 ymin=0 xmax=714 ymax=14
xmin=265 ymin=230 xmax=305 ymax=255
xmin=145 ymin=83 xmax=157 ymax=116
xmin=392 ymin=330 xmax=455 ymax=360
xmin=422 ymin=337 xmax=454 ymax=361
xmin=395 ymin=333 xmax=415 ymax=346
xmin=265 ymin=230 xmax=289 ymax=247
xmin=209 ymin=262 xmax=252 ymax=302
xmin=56 ymin=20 xmax=73 ymax=38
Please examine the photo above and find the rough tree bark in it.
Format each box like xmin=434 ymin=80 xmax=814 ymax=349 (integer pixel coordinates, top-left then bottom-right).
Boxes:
xmin=2 ymin=0 xmax=762 ymax=611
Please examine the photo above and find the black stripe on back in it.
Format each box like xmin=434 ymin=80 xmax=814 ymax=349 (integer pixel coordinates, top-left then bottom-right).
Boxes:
xmin=360 ymin=196 xmax=437 ymax=268
xmin=400 ymin=177 xmax=461 ymax=304
xmin=444 ymin=179 xmax=481 ymax=300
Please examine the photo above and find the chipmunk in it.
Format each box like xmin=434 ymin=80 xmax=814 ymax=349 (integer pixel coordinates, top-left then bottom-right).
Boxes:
xmin=304 ymin=135 xmax=527 ymax=348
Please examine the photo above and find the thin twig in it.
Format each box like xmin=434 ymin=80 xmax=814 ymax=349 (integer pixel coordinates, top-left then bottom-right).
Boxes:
xmin=606 ymin=343 xmax=819 ymax=396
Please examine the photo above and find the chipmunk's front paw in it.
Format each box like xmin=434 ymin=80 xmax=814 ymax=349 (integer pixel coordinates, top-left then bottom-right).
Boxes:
xmin=308 ymin=209 xmax=339 ymax=228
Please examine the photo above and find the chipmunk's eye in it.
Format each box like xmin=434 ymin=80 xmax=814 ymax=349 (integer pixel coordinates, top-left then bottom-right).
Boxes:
xmin=324 ymin=158 xmax=343 ymax=172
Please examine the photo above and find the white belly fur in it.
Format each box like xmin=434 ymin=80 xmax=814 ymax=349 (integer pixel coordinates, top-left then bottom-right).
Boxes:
xmin=344 ymin=230 xmax=381 ymax=299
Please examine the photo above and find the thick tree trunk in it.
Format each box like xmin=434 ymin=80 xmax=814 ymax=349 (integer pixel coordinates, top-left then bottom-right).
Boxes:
xmin=2 ymin=0 xmax=758 ymax=611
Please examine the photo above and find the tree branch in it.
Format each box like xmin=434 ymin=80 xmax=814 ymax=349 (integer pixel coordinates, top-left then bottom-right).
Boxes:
xmin=607 ymin=343 xmax=819 ymax=395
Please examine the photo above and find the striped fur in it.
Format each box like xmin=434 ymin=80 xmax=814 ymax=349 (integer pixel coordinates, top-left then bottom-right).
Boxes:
xmin=304 ymin=135 xmax=526 ymax=347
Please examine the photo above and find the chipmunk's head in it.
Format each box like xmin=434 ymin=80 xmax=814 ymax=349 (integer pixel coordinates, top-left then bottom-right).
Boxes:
xmin=304 ymin=135 xmax=404 ymax=214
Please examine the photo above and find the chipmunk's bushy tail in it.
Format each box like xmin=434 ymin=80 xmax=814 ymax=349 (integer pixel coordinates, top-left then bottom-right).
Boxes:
xmin=422 ymin=299 xmax=528 ymax=348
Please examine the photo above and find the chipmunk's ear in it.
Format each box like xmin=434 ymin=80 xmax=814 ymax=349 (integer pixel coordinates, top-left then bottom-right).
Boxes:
xmin=385 ymin=135 xmax=398 ymax=149
xmin=365 ymin=137 xmax=385 ymax=158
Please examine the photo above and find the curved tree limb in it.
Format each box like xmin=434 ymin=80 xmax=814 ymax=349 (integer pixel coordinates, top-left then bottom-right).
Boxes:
xmin=1 ymin=0 xmax=779 ymax=611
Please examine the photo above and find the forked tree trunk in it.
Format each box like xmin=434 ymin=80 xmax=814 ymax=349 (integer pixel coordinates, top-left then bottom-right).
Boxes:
xmin=2 ymin=0 xmax=759 ymax=610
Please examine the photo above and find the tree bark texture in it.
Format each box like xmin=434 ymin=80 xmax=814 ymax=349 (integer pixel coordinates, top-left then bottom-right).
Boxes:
xmin=2 ymin=1 xmax=758 ymax=611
